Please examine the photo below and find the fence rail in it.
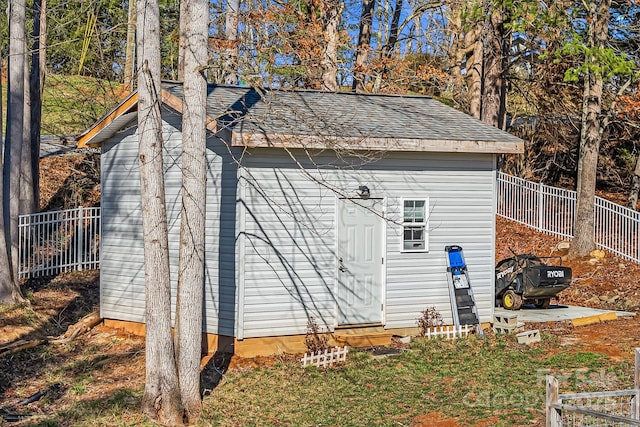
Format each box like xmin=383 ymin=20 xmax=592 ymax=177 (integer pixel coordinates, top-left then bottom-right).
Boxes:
xmin=497 ymin=172 xmax=640 ymax=263
xmin=19 ymin=206 xmax=100 ymax=279
xmin=546 ymin=348 xmax=640 ymax=426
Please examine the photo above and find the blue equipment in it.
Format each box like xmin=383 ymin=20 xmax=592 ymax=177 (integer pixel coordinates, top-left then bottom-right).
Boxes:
xmin=445 ymin=245 xmax=483 ymax=335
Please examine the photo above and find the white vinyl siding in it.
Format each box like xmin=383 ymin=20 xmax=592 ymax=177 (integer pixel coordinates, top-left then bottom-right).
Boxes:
xmin=239 ymin=149 xmax=496 ymax=337
xmin=100 ymin=118 xmax=181 ymax=324
xmin=100 ymin=108 xmax=240 ymax=336
xmin=101 ymin=129 xmax=496 ymax=340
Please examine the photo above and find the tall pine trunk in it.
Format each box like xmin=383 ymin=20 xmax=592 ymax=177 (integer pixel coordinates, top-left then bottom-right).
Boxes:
xmin=372 ymin=0 xmax=402 ymax=93
xmin=0 ymin=45 xmax=21 ymax=305
xmin=352 ymin=0 xmax=374 ymax=92
xmin=21 ymin=49 xmax=34 ymax=216
xmin=29 ymin=0 xmax=46 ymax=211
xmin=466 ymin=19 xmax=483 ymax=119
xmin=320 ymin=3 xmax=343 ymax=92
xmin=5 ymin=0 xmax=26 ymax=287
xmin=124 ymin=0 xmax=136 ymax=88
xmin=174 ymin=0 xmax=208 ymax=422
xmin=628 ymin=156 xmax=640 ymax=209
xmin=223 ymin=0 xmax=239 ymax=85
xmin=480 ymin=6 xmax=508 ymax=129
xmin=177 ymin=0 xmax=189 ymax=82
xmin=569 ymin=0 xmax=610 ymax=258
xmin=137 ymin=0 xmax=183 ymax=424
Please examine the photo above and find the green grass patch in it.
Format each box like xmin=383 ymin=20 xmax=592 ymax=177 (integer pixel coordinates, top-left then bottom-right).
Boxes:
xmin=203 ymin=336 xmax=633 ymax=426
xmin=4 ymin=333 xmax=634 ymax=426
xmin=1 ymin=74 xmax=126 ymax=137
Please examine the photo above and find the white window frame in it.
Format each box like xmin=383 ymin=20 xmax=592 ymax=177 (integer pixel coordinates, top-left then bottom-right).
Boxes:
xmin=400 ymin=197 xmax=429 ymax=253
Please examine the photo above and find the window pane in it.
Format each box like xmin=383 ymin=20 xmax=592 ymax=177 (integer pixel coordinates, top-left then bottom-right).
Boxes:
xmin=404 ymin=199 xmax=426 ymax=223
xmin=403 ymin=226 xmax=425 ymax=250
xmin=403 ymin=202 xmax=414 ymax=222
xmin=403 ymin=200 xmax=427 ymax=250
xmin=414 ymin=200 xmax=425 ymax=222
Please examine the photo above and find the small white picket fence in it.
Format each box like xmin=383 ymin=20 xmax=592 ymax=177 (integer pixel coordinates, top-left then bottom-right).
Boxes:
xmin=301 ymin=346 xmax=349 ymax=368
xmin=423 ymin=324 xmax=471 ymax=340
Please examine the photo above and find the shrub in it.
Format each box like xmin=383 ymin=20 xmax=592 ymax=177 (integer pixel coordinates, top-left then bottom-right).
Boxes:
xmin=416 ymin=306 xmax=444 ymax=337
xmin=304 ymin=317 xmax=329 ymax=353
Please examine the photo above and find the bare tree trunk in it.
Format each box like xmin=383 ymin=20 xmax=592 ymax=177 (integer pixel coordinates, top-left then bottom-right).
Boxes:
xmin=320 ymin=3 xmax=343 ymax=92
xmin=379 ymin=0 xmax=388 ymax=44
xmin=628 ymin=155 xmax=640 ymax=209
xmin=174 ymin=0 xmax=208 ymax=422
xmin=351 ymin=0 xmax=374 ymax=92
xmin=413 ymin=15 xmax=422 ymax=53
xmin=124 ymin=0 xmax=136 ymax=88
xmin=223 ymin=0 xmax=239 ymax=85
xmin=480 ymin=6 xmax=508 ymax=129
xmin=372 ymin=0 xmax=402 ymax=93
xmin=137 ymin=0 xmax=183 ymax=424
xmin=0 ymin=45 xmax=21 ymax=305
xmin=448 ymin=0 xmax=465 ymax=89
xmin=569 ymin=0 xmax=610 ymax=258
xmin=29 ymin=0 xmax=46 ymax=211
xmin=177 ymin=0 xmax=187 ymax=82
xmin=466 ymin=20 xmax=483 ymax=119
xmin=20 ymin=48 xmax=34 ymax=215
xmin=5 ymin=0 xmax=26 ymax=288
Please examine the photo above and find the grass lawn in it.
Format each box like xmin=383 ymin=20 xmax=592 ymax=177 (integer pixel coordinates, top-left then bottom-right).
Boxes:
xmin=1 ymin=75 xmax=127 ymax=137
xmin=1 ymin=316 xmax=636 ymax=425
xmin=200 ymin=337 xmax=634 ymax=427
xmin=1 ymin=272 xmax=638 ymax=426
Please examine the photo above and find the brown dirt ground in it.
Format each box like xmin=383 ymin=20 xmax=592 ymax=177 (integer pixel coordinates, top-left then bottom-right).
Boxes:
xmin=1 ymin=156 xmax=639 ymax=425
xmin=496 ymin=216 xmax=640 ymax=361
xmin=39 ymin=153 xmax=100 ymax=211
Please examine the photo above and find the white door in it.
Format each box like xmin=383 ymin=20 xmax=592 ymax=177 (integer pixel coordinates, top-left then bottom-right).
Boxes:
xmin=337 ymin=198 xmax=384 ymax=325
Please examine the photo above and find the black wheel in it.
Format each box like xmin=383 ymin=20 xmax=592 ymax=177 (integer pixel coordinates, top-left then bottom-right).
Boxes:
xmin=534 ymin=298 xmax=551 ymax=309
xmin=502 ymin=290 xmax=523 ymax=310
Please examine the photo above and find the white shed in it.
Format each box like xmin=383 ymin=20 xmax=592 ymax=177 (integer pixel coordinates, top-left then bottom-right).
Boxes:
xmin=78 ymin=83 xmax=524 ymax=356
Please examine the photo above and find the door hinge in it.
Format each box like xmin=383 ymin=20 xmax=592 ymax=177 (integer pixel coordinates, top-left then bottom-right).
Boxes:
xmin=381 ymin=303 xmax=384 ymax=311
xmin=381 ymin=257 xmax=384 ymax=265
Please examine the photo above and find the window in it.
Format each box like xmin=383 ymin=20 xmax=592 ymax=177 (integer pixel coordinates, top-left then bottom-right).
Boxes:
xmin=402 ymin=199 xmax=428 ymax=251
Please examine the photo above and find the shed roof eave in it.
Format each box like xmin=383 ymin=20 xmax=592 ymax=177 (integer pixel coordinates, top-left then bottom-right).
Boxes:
xmin=77 ymin=91 xmax=139 ymax=149
xmin=230 ymin=132 xmax=524 ymax=154
xmin=78 ymin=88 xmax=221 ymax=149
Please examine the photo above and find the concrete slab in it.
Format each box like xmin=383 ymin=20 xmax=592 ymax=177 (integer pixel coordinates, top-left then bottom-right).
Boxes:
xmin=495 ymin=304 xmax=635 ymax=323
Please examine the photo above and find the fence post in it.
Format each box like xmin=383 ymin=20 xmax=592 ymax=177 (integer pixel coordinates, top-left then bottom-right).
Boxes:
xmin=634 ymin=348 xmax=640 ymax=420
xmin=76 ymin=206 xmax=84 ymax=271
xmin=546 ymin=375 xmax=560 ymax=427
xmin=538 ymin=181 xmax=544 ymax=232
xmin=18 ymin=215 xmax=27 ymax=279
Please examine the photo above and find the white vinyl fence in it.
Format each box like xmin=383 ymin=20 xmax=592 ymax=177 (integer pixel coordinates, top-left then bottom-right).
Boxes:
xmin=497 ymin=172 xmax=640 ymax=263
xmin=19 ymin=206 xmax=100 ymax=279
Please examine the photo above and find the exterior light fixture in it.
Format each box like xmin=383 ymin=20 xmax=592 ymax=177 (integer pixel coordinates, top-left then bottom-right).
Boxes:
xmin=357 ymin=185 xmax=370 ymax=199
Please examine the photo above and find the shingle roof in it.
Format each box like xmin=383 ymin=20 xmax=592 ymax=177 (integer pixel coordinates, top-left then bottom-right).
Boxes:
xmin=79 ymin=82 xmax=524 ymax=154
